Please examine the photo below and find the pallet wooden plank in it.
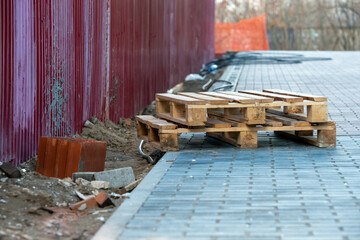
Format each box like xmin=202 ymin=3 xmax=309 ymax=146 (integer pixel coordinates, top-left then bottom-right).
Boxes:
xmin=198 ymin=92 xmax=257 ymax=103
xmin=136 ymin=115 xmax=177 ymax=130
xmin=156 ymin=93 xmax=206 ymax=105
xmin=148 ymin=141 xmax=179 ymax=151
xmin=205 ymin=118 xmax=232 ymax=128
xmin=136 ymin=115 xmax=158 ymax=123
xmin=209 ymin=111 xmax=256 ymax=125
xmin=208 ymin=108 xmax=265 ymax=125
xmin=209 ymin=115 xmax=282 ymax=127
xmin=177 ymin=92 xmax=229 ymax=104
xmin=156 ymin=112 xmax=188 ymax=126
xmin=264 ymin=119 xmax=283 ymax=127
xmin=276 ymin=131 xmax=322 ymax=147
xmin=220 ymin=91 xmax=274 ymax=103
xmin=238 ymin=90 xmax=303 ymax=102
xmin=208 ymin=114 xmax=247 ymax=127
xmin=266 ymin=113 xmax=311 ymax=127
xmin=263 ymin=89 xmax=327 ymax=102
xmin=266 ymin=109 xmax=307 ymax=121
xmin=160 ymin=124 xmax=335 ymax=134
xmin=148 ymin=120 xmax=177 ymax=130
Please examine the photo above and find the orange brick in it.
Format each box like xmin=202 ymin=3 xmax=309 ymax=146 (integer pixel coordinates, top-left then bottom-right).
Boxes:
xmin=43 ymin=138 xmax=58 ymax=177
xmin=70 ymin=197 xmax=98 ymax=211
xmin=95 ymin=191 xmax=114 ymax=208
xmin=124 ymin=119 xmax=132 ymax=126
xmin=36 ymin=137 xmax=106 ymax=178
xmin=54 ymin=139 xmax=69 ymax=178
xmin=36 ymin=137 xmax=48 ymax=175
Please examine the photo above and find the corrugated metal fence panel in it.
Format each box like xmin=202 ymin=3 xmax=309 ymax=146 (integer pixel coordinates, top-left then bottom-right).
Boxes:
xmin=0 ymin=0 xmax=214 ymax=165
xmin=108 ymin=0 xmax=215 ymax=120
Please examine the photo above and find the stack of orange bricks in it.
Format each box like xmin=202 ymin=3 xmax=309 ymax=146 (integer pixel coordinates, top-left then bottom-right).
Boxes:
xmin=36 ymin=137 xmax=107 ymax=178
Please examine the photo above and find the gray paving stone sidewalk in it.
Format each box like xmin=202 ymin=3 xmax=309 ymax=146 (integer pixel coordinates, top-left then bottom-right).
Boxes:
xmin=94 ymin=52 xmax=360 ymax=240
xmin=234 ymin=51 xmax=360 ymax=136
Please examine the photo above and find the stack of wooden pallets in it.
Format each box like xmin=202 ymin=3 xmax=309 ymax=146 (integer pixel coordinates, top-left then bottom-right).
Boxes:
xmin=136 ymin=90 xmax=336 ymax=151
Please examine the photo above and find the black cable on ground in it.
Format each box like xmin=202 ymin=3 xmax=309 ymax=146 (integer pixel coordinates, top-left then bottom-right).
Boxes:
xmin=200 ymin=51 xmax=332 ymax=76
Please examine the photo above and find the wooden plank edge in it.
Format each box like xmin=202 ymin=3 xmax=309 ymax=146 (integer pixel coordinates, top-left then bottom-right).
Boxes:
xmin=263 ymin=89 xmax=327 ymax=102
xmin=159 ymin=124 xmax=335 ymax=134
xmin=275 ymin=131 xmax=336 ymax=148
xmin=156 ymin=112 xmax=205 ymax=127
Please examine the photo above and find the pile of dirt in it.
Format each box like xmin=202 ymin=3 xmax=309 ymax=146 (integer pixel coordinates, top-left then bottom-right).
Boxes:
xmin=0 ymin=117 xmax=164 ymax=240
xmin=78 ymin=117 xmax=162 ymax=178
xmin=0 ymin=168 xmax=124 ymax=239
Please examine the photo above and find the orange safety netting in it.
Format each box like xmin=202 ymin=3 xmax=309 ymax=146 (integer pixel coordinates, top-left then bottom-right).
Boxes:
xmin=215 ymin=14 xmax=269 ymax=54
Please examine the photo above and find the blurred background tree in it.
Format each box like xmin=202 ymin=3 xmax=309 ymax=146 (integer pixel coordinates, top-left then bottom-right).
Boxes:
xmin=215 ymin=0 xmax=360 ymax=50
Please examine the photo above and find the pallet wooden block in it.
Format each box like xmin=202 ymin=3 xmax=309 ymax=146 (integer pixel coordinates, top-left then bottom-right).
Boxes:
xmin=260 ymin=89 xmax=328 ymax=122
xmin=135 ymin=115 xmax=179 ymax=151
xmin=207 ymin=131 xmax=258 ymax=149
xmin=156 ymin=93 xmax=208 ymax=126
xmin=275 ymin=122 xmax=336 ymax=147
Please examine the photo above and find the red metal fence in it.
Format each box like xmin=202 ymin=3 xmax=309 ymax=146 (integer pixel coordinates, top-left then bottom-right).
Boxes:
xmin=0 ymin=0 xmax=215 ymax=165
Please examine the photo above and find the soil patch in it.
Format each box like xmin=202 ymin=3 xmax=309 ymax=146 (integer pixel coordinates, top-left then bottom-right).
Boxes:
xmin=0 ymin=117 xmax=161 ymax=240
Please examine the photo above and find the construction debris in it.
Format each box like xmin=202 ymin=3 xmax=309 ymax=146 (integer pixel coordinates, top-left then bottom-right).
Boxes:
xmin=90 ymin=181 xmax=110 ymax=189
xmin=0 ymin=117 xmax=154 ymax=239
xmin=70 ymin=191 xmax=114 ymax=211
xmin=120 ymin=178 xmax=143 ymax=194
xmin=70 ymin=197 xmax=98 ymax=211
xmin=72 ymin=172 xmax=96 ymax=181
xmin=95 ymin=192 xmax=114 ymax=208
xmin=73 ymin=167 xmax=135 ymax=189
xmin=0 ymin=162 xmax=22 ymax=178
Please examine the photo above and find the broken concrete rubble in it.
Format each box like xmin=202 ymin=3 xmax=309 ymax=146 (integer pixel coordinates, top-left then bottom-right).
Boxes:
xmin=72 ymin=172 xmax=95 ymax=181
xmin=90 ymin=181 xmax=110 ymax=189
xmin=119 ymin=178 xmax=143 ymax=194
xmin=75 ymin=177 xmax=91 ymax=186
xmin=75 ymin=178 xmax=110 ymax=189
xmin=0 ymin=117 xmax=156 ymax=239
xmin=73 ymin=167 xmax=135 ymax=188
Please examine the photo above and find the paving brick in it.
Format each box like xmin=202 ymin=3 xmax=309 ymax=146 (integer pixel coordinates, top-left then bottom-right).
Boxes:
xmin=93 ymin=167 xmax=135 ymax=188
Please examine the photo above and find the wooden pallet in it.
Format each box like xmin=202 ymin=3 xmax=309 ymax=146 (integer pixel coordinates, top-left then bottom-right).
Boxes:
xmin=156 ymin=90 xmax=328 ymax=127
xmin=158 ymin=121 xmax=336 ymax=149
xmin=139 ymin=89 xmax=334 ymax=150
xmin=135 ymin=115 xmax=179 ymax=151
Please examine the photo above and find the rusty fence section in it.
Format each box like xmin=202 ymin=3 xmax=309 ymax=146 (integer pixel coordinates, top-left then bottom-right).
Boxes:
xmin=0 ymin=0 xmax=215 ymax=165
